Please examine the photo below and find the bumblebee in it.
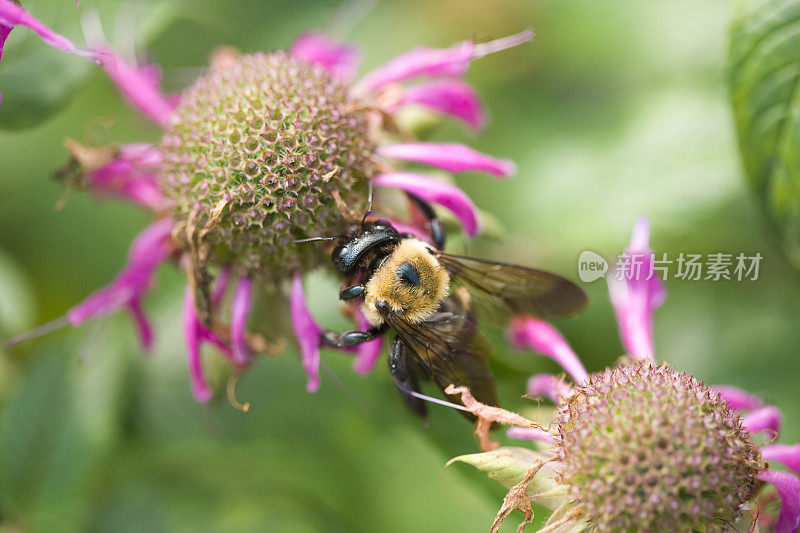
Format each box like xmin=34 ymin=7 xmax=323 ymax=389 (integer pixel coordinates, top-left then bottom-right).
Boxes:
xmin=311 ymin=193 xmax=587 ymax=418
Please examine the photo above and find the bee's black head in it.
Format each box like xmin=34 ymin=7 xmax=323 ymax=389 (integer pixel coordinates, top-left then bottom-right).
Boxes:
xmin=332 ymin=221 xmax=400 ymax=275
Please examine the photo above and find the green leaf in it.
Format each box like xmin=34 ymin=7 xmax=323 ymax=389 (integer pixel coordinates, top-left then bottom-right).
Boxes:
xmin=729 ymin=0 xmax=800 ymax=264
xmin=447 ymin=446 xmax=567 ymax=511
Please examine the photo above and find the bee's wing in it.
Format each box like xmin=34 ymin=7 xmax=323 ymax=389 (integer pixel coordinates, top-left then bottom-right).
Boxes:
xmin=438 ymin=253 xmax=588 ymax=325
xmin=384 ymin=296 xmax=498 ymax=410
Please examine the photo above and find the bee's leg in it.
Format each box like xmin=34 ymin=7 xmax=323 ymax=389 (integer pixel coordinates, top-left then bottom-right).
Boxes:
xmin=320 ymin=325 xmax=386 ymax=348
xmin=388 ymin=336 xmax=428 ymax=418
xmin=339 ymin=284 xmax=365 ymax=300
xmin=405 ymin=192 xmax=446 ymax=250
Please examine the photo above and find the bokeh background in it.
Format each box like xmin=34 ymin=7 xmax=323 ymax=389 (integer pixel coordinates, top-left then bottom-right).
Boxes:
xmin=2 ymin=0 xmax=799 ymax=531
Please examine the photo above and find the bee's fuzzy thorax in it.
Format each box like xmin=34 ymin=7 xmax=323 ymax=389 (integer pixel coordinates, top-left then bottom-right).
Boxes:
xmin=362 ymin=238 xmax=450 ymax=326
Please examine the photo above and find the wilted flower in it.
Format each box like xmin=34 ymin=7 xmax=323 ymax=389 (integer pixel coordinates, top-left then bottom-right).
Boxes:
xmin=455 ymin=219 xmax=800 ymax=533
xmin=1 ymin=0 xmax=530 ymax=400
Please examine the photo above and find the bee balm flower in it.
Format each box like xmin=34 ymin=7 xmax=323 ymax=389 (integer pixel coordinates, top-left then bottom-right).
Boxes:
xmin=1 ymin=0 xmax=530 ymax=401
xmin=557 ymin=360 xmax=762 ymax=532
xmin=458 ymin=219 xmax=800 ymax=533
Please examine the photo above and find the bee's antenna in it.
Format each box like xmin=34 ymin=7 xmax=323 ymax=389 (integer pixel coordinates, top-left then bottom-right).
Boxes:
xmin=361 ymin=180 xmax=374 ymax=229
xmin=294 ymin=236 xmax=341 ymax=244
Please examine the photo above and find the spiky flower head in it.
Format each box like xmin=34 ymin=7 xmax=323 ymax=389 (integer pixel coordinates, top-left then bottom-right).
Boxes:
xmin=556 ymin=360 xmax=761 ymax=532
xmin=159 ymin=51 xmax=374 ymax=280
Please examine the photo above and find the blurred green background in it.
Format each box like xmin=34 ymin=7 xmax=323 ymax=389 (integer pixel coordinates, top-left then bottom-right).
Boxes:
xmin=2 ymin=0 xmax=800 ymax=531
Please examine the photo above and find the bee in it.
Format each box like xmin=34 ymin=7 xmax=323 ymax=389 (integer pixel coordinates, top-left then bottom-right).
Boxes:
xmin=303 ymin=192 xmax=588 ymax=419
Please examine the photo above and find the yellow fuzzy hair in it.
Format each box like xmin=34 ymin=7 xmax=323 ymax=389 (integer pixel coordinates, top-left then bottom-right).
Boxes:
xmin=362 ymin=238 xmax=450 ymax=326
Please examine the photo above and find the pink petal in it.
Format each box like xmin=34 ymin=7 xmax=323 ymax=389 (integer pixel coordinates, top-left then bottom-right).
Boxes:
xmin=183 ymin=285 xmax=212 ymax=403
xmin=378 ymin=143 xmax=515 ymax=178
xmin=387 ymin=220 xmax=432 ymax=244
xmin=714 ymin=385 xmax=764 ymax=411
xmin=527 ymin=373 xmax=571 ymax=402
xmin=387 ymin=79 xmax=486 ymax=130
xmin=353 ymin=310 xmax=383 ymax=374
xmin=509 ymin=317 xmax=589 ymax=384
xmin=0 ymin=21 xmax=11 ymax=63
xmin=290 ymin=274 xmax=323 ymax=392
xmin=290 ymin=32 xmax=359 ymax=82
xmin=127 ymin=297 xmax=153 ymax=351
xmin=182 ymin=279 xmax=235 ymax=403
xmin=743 ymin=406 xmax=783 ymax=436
xmin=0 ymin=0 xmax=98 ymax=104
xmin=212 ymin=268 xmax=231 ymax=308
xmin=356 ymin=30 xmax=533 ymax=94
xmin=757 ymin=469 xmax=800 ymax=533
xmin=230 ymin=276 xmax=252 ymax=365
xmin=96 ymin=46 xmax=175 ymax=126
xmin=374 ymin=172 xmax=480 ymax=237
xmin=88 ymin=144 xmax=165 ymax=208
xmin=67 ymin=280 xmax=136 ymax=326
xmin=357 ymin=41 xmax=472 ymax=94
xmin=126 ymin=218 xmax=174 ymax=269
xmin=506 ymin=427 xmax=555 ymax=444
xmin=607 ymin=218 xmax=666 ymax=360
xmin=762 ymin=444 xmax=800 ymax=474
xmin=66 ymin=218 xmax=174 ymax=350
xmin=0 ymin=0 xmax=95 ymax=57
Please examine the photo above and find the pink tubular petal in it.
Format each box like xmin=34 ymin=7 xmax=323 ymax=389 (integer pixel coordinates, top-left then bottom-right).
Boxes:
xmin=356 ymin=30 xmax=533 ymax=94
xmin=762 ymin=444 xmax=800 ymax=474
xmin=0 ymin=0 xmax=95 ymax=57
xmin=507 ymin=427 xmax=555 ymax=444
xmin=290 ymin=274 xmax=323 ymax=392
xmin=182 ymin=279 xmax=235 ymax=402
xmin=714 ymin=385 xmax=764 ymax=411
xmin=230 ymin=276 xmax=252 ymax=365
xmin=527 ymin=374 xmax=571 ymax=402
xmin=743 ymin=406 xmax=783 ymax=435
xmin=88 ymin=144 xmax=165 ymax=208
xmin=0 ymin=21 xmax=11 ymax=63
xmin=356 ymin=41 xmax=472 ymax=94
xmin=127 ymin=297 xmax=154 ymax=351
xmin=212 ymin=268 xmax=230 ymax=308
xmin=757 ymin=469 xmax=800 ymax=533
xmin=66 ymin=218 xmax=174 ymax=349
xmin=387 ymin=220 xmax=432 ymax=244
xmin=607 ymin=218 xmax=666 ymax=361
xmin=97 ymin=47 xmax=175 ymax=126
xmin=183 ymin=286 xmax=212 ymax=403
xmin=387 ymin=79 xmax=486 ymax=130
xmin=353 ymin=311 xmax=382 ymax=374
xmin=0 ymin=0 xmax=98 ymax=104
xmin=374 ymin=172 xmax=480 ymax=237
xmin=378 ymin=143 xmax=515 ymax=178
xmin=509 ymin=317 xmax=589 ymax=384
xmin=290 ymin=32 xmax=359 ymax=82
